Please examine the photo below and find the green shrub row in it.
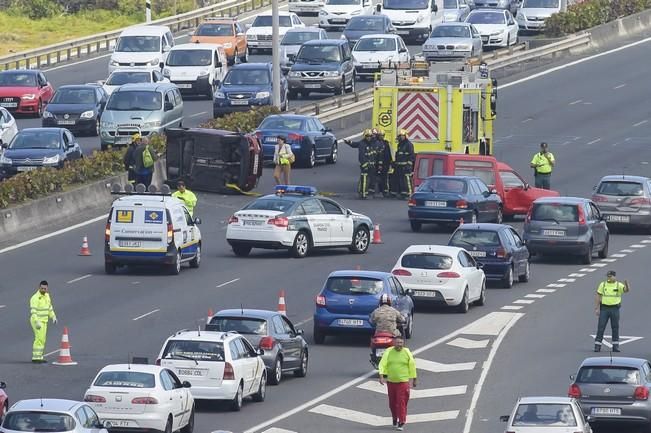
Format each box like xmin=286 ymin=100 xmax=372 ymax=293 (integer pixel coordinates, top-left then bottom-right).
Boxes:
xmin=199 ymin=106 xmax=281 ymax=132
xmin=545 ymin=0 xmax=651 ymax=37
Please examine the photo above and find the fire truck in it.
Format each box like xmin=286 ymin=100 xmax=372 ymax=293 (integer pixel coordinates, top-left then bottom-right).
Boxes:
xmin=371 ymin=58 xmax=497 ymax=155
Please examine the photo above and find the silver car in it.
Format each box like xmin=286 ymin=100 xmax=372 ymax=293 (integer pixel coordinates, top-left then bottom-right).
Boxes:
xmin=591 ymin=175 xmax=651 ymax=230
xmin=280 ymin=27 xmax=328 ymax=74
xmin=2 ymin=399 xmax=108 ymax=433
xmin=443 ymin=0 xmax=471 ymax=22
xmin=422 ymin=22 xmax=483 ymax=60
xmin=500 ymin=396 xmax=593 ymax=432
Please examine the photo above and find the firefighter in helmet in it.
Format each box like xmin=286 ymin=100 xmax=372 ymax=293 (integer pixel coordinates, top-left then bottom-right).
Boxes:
xmin=392 ymin=129 xmax=415 ymax=199
xmin=345 ymin=129 xmax=378 ymax=199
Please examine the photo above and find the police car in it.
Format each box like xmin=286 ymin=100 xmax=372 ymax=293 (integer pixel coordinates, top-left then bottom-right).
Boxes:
xmin=226 ymin=185 xmax=373 ymax=258
xmin=104 ymin=186 xmax=202 ymax=275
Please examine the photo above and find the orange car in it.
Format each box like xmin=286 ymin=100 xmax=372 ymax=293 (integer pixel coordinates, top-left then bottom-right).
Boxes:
xmin=191 ymin=18 xmax=248 ymax=65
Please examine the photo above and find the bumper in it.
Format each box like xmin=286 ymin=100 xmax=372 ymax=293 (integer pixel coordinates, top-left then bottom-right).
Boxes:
xmin=213 ymin=98 xmax=272 ymax=116
xmin=189 ymin=382 xmax=239 ymax=400
xmin=394 ymin=27 xmax=430 ymax=40
xmin=104 ymin=245 xmax=177 ymax=266
xmin=400 ymin=282 xmax=464 ymax=305
xmin=480 ymin=35 xmax=508 ymax=47
xmin=319 ymin=18 xmax=351 ymax=29
xmin=602 ymin=212 xmax=651 ymax=227
xmin=313 ymin=313 xmax=374 ymax=333
xmin=408 ymin=207 xmax=474 ymax=224
xmin=226 ymin=226 xmax=295 ymax=248
xmin=0 ymin=163 xmax=58 ymax=178
xmin=97 ymin=412 xmax=165 ymax=431
xmin=247 ymin=40 xmax=273 ymax=50
xmin=1 ymin=99 xmax=40 ymax=114
xmin=517 ymin=19 xmax=545 ymax=30
xmin=100 ymin=127 xmax=163 ymax=148
xmin=423 ymin=50 xmax=472 ymax=61
xmin=288 ymin=77 xmax=342 ymax=93
xmin=524 ymin=238 xmax=589 ymax=255
xmin=108 ymin=64 xmax=159 ymax=74
xmin=477 ymin=260 xmax=510 ymax=280
xmin=581 ymin=402 xmax=651 ymax=424
xmin=171 ymin=76 xmax=211 ymax=95
xmin=42 ymin=117 xmax=96 ymax=133
xmin=354 ymin=65 xmax=381 ymax=78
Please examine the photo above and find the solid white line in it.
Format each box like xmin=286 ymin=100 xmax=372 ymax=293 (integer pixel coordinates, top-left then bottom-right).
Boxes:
xmin=525 ymin=294 xmax=546 ymax=299
xmin=188 ymin=111 xmax=208 ymax=118
xmin=447 ymin=337 xmax=489 ymax=349
xmin=614 ymin=84 xmax=626 ymax=89
xmin=633 ymin=120 xmax=649 ymax=127
xmin=513 ymin=299 xmax=535 ymax=304
xmin=216 ymin=278 xmax=240 ymax=288
xmin=586 ymin=138 xmax=601 ymax=145
xmin=357 ymin=381 xmax=468 ymax=399
xmin=66 ymin=274 xmax=92 ymax=284
xmin=309 ymin=404 xmax=458 ymax=426
xmin=501 ymin=305 xmax=523 ymax=310
xmin=536 ymin=288 xmax=556 ymax=293
xmin=462 ymin=313 xmax=524 ymax=433
xmin=133 ymin=309 xmax=160 ymax=321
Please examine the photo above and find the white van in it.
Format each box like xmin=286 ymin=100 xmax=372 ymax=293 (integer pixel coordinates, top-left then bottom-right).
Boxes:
xmin=163 ymin=43 xmax=228 ymax=100
xmin=104 ymin=192 xmax=202 ymax=275
xmin=377 ymin=0 xmax=443 ymax=42
xmin=109 ymin=25 xmax=175 ymax=74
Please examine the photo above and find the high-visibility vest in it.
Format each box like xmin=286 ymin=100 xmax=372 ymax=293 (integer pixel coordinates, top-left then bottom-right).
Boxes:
xmin=30 ymin=292 xmax=55 ymax=324
xmin=597 ymin=281 xmax=625 ymax=306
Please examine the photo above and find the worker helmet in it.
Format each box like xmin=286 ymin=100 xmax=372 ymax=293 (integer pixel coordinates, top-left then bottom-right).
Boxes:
xmin=132 ymin=133 xmax=142 ymax=141
xmin=377 ymin=129 xmax=385 ymax=136
xmin=371 ymin=128 xmax=379 ymax=135
xmin=363 ymin=129 xmax=373 ymax=137
xmin=398 ymin=129 xmax=408 ymax=137
xmin=379 ymin=293 xmax=391 ymax=306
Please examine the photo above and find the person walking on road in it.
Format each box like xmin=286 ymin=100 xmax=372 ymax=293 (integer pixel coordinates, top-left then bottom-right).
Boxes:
xmin=273 ymin=136 xmax=294 ymax=186
xmin=133 ymin=137 xmax=157 ymax=188
xmin=530 ymin=142 xmax=555 ymax=190
xmin=344 ymin=129 xmax=378 ymax=199
xmin=379 ymin=336 xmax=417 ymax=431
xmin=172 ymin=180 xmax=198 ymax=216
xmin=594 ymin=270 xmax=629 ymax=353
xmin=30 ymin=280 xmax=57 ymax=363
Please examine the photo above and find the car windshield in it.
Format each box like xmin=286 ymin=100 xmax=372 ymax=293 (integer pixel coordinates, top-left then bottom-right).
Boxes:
xmin=346 ymin=17 xmax=385 ymax=31
xmin=450 ymin=230 xmax=501 ymax=247
xmin=163 ymin=340 xmax=225 ymax=362
xmin=597 ymin=181 xmax=644 ymax=197
xmin=522 ymin=0 xmax=559 ymax=7
xmin=196 ymin=23 xmax=234 ymax=36
xmin=532 ymin=203 xmax=578 ymax=222
xmin=354 ymin=37 xmax=396 ymax=52
xmin=383 ymin=0 xmax=428 ymax=9
xmin=208 ymin=317 xmax=268 ymax=335
xmin=94 ymin=371 xmax=156 ymax=388
xmin=244 ymin=198 xmax=296 ymax=212
xmin=467 ymin=12 xmax=506 ymax=24
xmin=224 ymin=68 xmax=270 ymax=85
xmin=0 ymin=72 xmax=37 ymax=87
xmin=106 ymin=71 xmax=151 ymax=86
xmin=259 ymin=118 xmax=305 ymax=130
xmin=50 ymin=88 xmax=96 ymax=105
xmin=325 ymin=277 xmax=384 ymax=295
xmin=296 ymin=45 xmax=341 ymax=63
xmin=512 ymin=403 xmax=578 ymax=427
xmin=444 ymin=0 xmax=459 ymax=8
xmin=419 ymin=178 xmax=468 ymax=193
xmin=106 ymin=91 xmax=162 ymax=111
xmin=166 ymin=49 xmax=213 ymax=66
xmin=577 ymin=366 xmax=641 ymax=384
xmin=327 ymin=0 xmax=359 ymax=4
xmin=252 ymin=15 xmax=292 ymax=26
xmin=282 ymin=31 xmax=321 ymax=45
xmin=430 ymin=25 xmax=471 ymax=38
xmin=3 ymin=411 xmax=76 ymax=432
xmin=401 ymin=253 xmax=453 ymax=269
xmin=10 ymin=131 xmax=61 ymax=150
xmin=116 ymin=35 xmax=160 ymax=52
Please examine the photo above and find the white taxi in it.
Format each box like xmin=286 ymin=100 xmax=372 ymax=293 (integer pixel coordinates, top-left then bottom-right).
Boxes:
xmin=157 ymin=330 xmax=266 ymax=411
xmin=226 ymin=185 xmax=374 ymax=258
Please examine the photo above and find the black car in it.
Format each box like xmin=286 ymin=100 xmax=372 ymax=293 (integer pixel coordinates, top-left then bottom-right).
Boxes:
xmin=342 ymin=14 xmax=396 ymax=47
xmin=42 ymin=85 xmax=108 ymax=136
xmin=0 ymin=128 xmax=83 ymax=179
xmin=206 ymin=309 xmax=309 ymax=385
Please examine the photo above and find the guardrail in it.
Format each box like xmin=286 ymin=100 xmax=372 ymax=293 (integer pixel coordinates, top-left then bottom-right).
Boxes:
xmin=0 ymin=0 xmax=277 ymax=71
xmin=486 ymin=32 xmax=590 ymax=69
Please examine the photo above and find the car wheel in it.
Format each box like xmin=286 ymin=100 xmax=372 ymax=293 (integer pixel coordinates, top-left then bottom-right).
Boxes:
xmin=269 ymin=357 xmax=282 ymax=385
xmin=503 ymin=264 xmax=514 ymax=288
xmin=475 ymin=280 xmax=486 ymax=306
xmin=304 ymin=146 xmax=316 ymax=168
xmin=598 ymin=235 xmax=609 ymax=259
xmin=410 ymin=221 xmax=422 ymax=232
xmin=230 ymin=382 xmax=243 ymax=411
xmin=164 ymin=417 xmax=172 ymax=433
xmin=326 ymin=141 xmax=338 ymax=164
xmin=404 ymin=313 xmax=413 ymax=339
xmin=180 ymin=406 xmax=194 ymax=433
xmin=233 ymin=244 xmax=252 ymax=257
xmin=313 ymin=324 xmax=326 ymax=344
xmin=495 ymin=207 xmax=503 ymax=224
xmin=252 ymin=372 xmax=266 ymax=402
xmin=518 ymin=260 xmax=530 ymax=282
xmin=189 ymin=243 xmax=201 ymax=268
xmin=335 ymin=76 xmax=345 ymax=95
xmin=35 ymin=99 xmax=43 ymax=118
xmin=169 ymin=250 xmax=182 ymax=275
xmin=294 ymin=350 xmax=308 ymax=377
xmin=346 ymin=74 xmax=355 ymax=93
xmin=104 ymin=261 xmax=116 ymax=275
xmin=240 ymin=48 xmax=249 ymax=63
xmin=582 ymin=241 xmax=593 ymax=264
xmin=456 ymin=288 xmax=469 ymax=313
xmin=349 ymin=225 xmax=370 ymax=254
xmin=506 ymin=33 xmax=511 ymax=47
xmin=291 ymin=231 xmax=310 ymax=258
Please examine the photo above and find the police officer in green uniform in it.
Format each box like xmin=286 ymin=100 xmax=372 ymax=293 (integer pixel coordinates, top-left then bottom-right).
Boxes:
xmin=345 ymin=129 xmax=378 ymax=199
xmin=530 ymin=142 xmax=555 ymax=190
xmin=594 ymin=270 xmax=630 ymax=352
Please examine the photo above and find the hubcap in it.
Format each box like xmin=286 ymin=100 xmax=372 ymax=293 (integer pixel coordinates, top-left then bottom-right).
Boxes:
xmin=176 ymin=253 xmax=181 ymax=273
xmin=302 ymin=353 xmax=307 ymax=372
xmin=332 ymin=144 xmax=337 ymax=161
xmin=260 ymin=375 xmax=266 ymax=397
xmin=297 ymin=234 xmax=308 ymax=255
xmin=237 ymin=387 xmax=242 ymax=406
xmin=355 ymin=230 xmax=368 ymax=250
xmin=472 ymin=213 xmax=477 ymax=224
xmin=196 ymin=246 xmax=201 ymax=264
xmin=276 ymin=360 xmax=282 ymax=381
xmin=310 ymin=148 xmax=315 ymax=166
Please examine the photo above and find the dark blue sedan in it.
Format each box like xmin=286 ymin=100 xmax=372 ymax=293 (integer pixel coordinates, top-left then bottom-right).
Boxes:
xmin=42 ymin=84 xmax=107 ymax=136
xmin=255 ymin=114 xmax=338 ymax=168
xmin=448 ymin=223 xmax=530 ymax=288
xmin=313 ymin=270 xmax=414 ymax=344
xmin=408 ymin=175 xmax=503 ymax=232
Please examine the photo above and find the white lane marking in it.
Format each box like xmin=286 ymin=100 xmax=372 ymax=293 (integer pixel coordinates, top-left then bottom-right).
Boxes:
xmin=586 ymin=138 xmax=601 ymax=145
xmin=294 ymin=317 xmax=313 ymax=327
xmin=569 ymin=99 xmax=582 ymax=105
xmin=0 ymin=305 xmax=5 ymax=309
xmin=459 ymin=311 xmax=520 ymax=336
xmin=610 ymin=254 xmax=627 ymax=258
xmin=590 ymin=335 xmax=643 ymax=348
xmin=462 ymin=313 xmax=524 ymax=433
xmin=558 ymin=278 xmax=576 ymax=282
xmin=66 ymin=274 xmax=92 ymax=284
xmin=216 ymin=278 xmax=240 ymax=288
xmin=525 ymin=294 xmax=546 ymax=299
xmin=631 ymin=244 xmax=646 ymax=248
xmin=521 ymin=117 xmax=533 ymax=123
xmin=641 ymin=239 xmax=651 ymax=244
xmin=501 ymin=305 xmax=523 ymax=310
xmin=633 ymin=120 xmax=649 ymax=127
xmin=133 ymin=309 xmax=160 ymax=321
xmin=446 ymin=337 xmax=489 ymax=349
xmin=591 ymin=263 xmax=607 ymax=267
xmin=614 ymin=83 xmax=626 ymax=89
xmin=188 ymin=111 xmax=208 ymax=118
xmin=309 ymin=404 xmax=459 ymax=426
xmin=547 ymin=283 xmax=566 ymax=287
xmin=580 ymin=268 xmax=597 ymax=272
xmin=261 ymin=429 xmax=296 ymax=433
xmin=568 ymin=273 xmax=585 ymax=277
xmin=537 ymin=288 xmax=556 ymax=293
xmin=620 ymin=249 xmax=635 ymax=253
xmin=600 ymin=258 xmax=617 ymax=262
xmin=513 ymin=299 xmax=535 ymax=304
xmin=416 ymin=358 xmax=476 ymax=373
xmin=357 ymin=381 xmax=467 ymax=399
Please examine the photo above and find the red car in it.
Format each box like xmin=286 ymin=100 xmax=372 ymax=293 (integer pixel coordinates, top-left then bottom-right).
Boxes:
xmin=0 ymin=70 xmax=54 ymax=118
xmin=0 ymin=381 xmax=7 ymax=422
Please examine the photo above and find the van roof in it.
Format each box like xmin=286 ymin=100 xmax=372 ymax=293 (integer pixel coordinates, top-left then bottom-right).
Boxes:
xmin=113 ymin=195 xmax=183 ymax=207
xmin=120 ymin=25 xmax=171 ymax=36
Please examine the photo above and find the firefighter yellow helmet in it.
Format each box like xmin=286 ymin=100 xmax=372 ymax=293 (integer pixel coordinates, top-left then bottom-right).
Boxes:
xmin=363 ymin=129 xmax=372 ymax=137
xmin=132 ymin=133 xmax=142 ymax=141
xmin=377 ymin=129 xmax=385 ymax=136
xmin=398 ymin=129 xmax=408 ymax=137
xmin=371 ymin=128 xmax=379 ymax=135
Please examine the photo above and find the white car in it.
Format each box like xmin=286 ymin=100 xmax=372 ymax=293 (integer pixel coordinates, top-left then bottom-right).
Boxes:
xmin=516 ymin=0 xmax=563 ymax=31
xmin=319 ymin=0 xmax=374 ymax=30
xmin=391 ymin=245 xmax=486 ymax=312
xmin=500 ymin=396 xmax=593 ymax=433
xmin=157 ymin=330 xmax=266 ymax=411
xmin=352 ymin=34 xmax=411 ymax=78
xmin=289 ymin=0 xmax=326 ymax=14
xmin=0 ymin=107 xmax=18 ymax=147
xmin=108 ymin=25 xmax=174 ymax=73
xmin=246 ymin=12 xmax=305 ymax=54
xmin=465 ymin=8 xmax=519 ymax=47
xmin=101 ymin=69 xmax=169 ymax=96
xmin=2 ymin=399 xmax=108 ymax=433
xmin=163 ymin=43 xmax=228 ymax=99
xmin=84 ymin=364 xmax=194 ymax=433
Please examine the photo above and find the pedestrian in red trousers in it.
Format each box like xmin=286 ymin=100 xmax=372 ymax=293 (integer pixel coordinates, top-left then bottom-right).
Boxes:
xmin=378 ymin=336 xmax=417 ymax=431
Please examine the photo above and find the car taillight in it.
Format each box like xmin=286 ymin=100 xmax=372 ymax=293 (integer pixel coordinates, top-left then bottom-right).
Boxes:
xmin=568 ymin=383 xmax=581 ymax=398
xmin=578 ymin=205 xmax=586 ymax=225
xmin=372 ymin=336 xmax=394 ymax=345
xmin=437 ymin=271 xmax=461 ymax=278
xmin=635 ymin=386 xmax=649 ymax=400
xmin=84 ymin=395 xmax=106 ymax=403
xmin=228 ymin=215 xmax=239 ymax=224
xmin=392 ymin=269 xmax=412 ymax=276
xmin=105 ymin=223 xmax=111 ymax=242
xmin=223 ymin=362 xmax=235 ymax=380
xmin=287 ymin=132 xmax=303 ymax=143
xmin=316 ymin=295 xmax=326 ymax=306
xmin=456 ymin=200 xmax=468 ymax=209
xmin=268 ymin=216 xmax=289 ymax=228
xmin=259 ymin=336 xmax=275 ymax=350
xmin=131 ymin=397 xmax=158 ymax=404
xmin=155 ymin=358 xmax=161 ymax=366
xmin=167 ymin=222 xmax=174 ymax=243
xmin=630 ymin=197 xmax=651 ymax=206
xmin=496 ymin=248 xmax=507 ymax=258
xmin=407 ymin=198 xmax=416 ymax=207
xmin=592 ymin=194 xmax=608 ymax=202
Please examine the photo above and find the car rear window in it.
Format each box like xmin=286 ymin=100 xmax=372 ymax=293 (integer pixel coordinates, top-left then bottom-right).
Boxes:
xmin=93 ymin=371 xmax=155 ymax=388
xmin=244 ymin=198 xmax=296 ymax=212
xmin=325 ymin=277 xmax=384 ymax=295
xmin=401 ymin=253 xmax=453 ymax=270
xmin=419 ymin=178 xmax=467 ymax=193
xmin=162 ymin=340 xmax=225 ymax=362
xmin=532 ymin=203 xmax=578 ymax=222
xmin=597 ymin=181 xmax=644 ymax=196
xmin=450 ymin=230 xmax=501 ymax=247
xmin=3 ymin=411 xmax=76 ymax=432
xmin=576 ymin=366 xmax=640 ymax=384
xmin=207 ymin=317 xmax=267 ymax=335
xmin=512 ymin=403 xmax=577 ymax=427
xmin=454 ymin=160 xmax=496 ymax=186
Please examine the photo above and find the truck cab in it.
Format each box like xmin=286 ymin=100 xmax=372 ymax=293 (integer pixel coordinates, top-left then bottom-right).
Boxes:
xmin=376 ymin=0 xmax=443 ymax=42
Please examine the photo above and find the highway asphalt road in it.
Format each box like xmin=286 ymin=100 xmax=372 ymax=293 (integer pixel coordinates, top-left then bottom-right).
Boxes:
xmin=3 ymin=24 xmax=651 ymax=433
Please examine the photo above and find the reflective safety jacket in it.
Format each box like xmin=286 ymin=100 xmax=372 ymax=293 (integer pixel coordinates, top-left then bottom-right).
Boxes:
xmin=375 ymin=138 xmax=392 ymax=171
xmin=597 ymin=281 xmax=626 ymax=306
xmin=347 ymin=137 xmax=378 ymax=166
xmin=172 ymin=190 xmax=198 ymax=216
xmin=395 ymin=138 xmax=415 ymax=171
xmin=30 ymin=291 xmax=56 ymax=326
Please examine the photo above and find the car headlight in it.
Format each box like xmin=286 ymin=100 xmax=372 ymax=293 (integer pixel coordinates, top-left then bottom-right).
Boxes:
xmin=143 ymin=121 xmax=161 ymax=128
xmin=197 ymin=70 xmax=210 ymax=77
xmin=416 ymin=14 xmax=424 ymax=22
xmin=80 ymin=110 xmax=95 ymax=119
xmin=491 ymin=30 xmax=502 ymax=35
xmin=215 ymin=91 xmax=225 ymax=99
xmin=109 ymin=59 xmax=119 ymax=66
xmin=222 ymin=42 xmax=233 ymax=48
xmin=21 ymin=94 xmax=36 ymax=100
xmin=42 ymin=111 xmax=53 ymax=118
xmin=0 ymin=155 xmax=11 ymax=164
xmin=323 ymin=71 xmax=339 ymax=77
xmin=256 ymin=91 xmax=270 ymax=99
xmin=288 ymin=71 xmax=301 ymax=77
xmin=517 ymin=11 xmax=525 ymax=19
xmin=101 ymin=121 xmax=116 ymax=129
xmin=319 ymin=9 xmax=328 ymax=15
xmin=43 ymin=154 xmax=60 ymax=164
xmin=163 ymin=68 xmax=171 ymax=77
xmin=247 ymin=34 xmax=257 ymax=40
xmin=148 ymin=58 xmax=160 ymax=66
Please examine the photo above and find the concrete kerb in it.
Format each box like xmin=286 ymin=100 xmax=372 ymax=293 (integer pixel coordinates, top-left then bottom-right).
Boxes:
xmin=587 ymin=8 xmax=651 ymax=49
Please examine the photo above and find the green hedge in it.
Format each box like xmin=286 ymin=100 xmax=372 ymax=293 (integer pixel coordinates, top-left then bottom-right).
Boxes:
xmin=545 ymin=0 xmax=651 ymax=37
xmin=200 ymin=106 xmax=281 ymax=132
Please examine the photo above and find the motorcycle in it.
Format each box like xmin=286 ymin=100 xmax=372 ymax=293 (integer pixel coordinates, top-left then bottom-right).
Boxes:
xmin=369 ymin=331 xmax=397 ymax=369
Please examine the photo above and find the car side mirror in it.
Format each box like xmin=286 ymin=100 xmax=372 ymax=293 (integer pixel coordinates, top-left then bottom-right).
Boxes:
xmin=213 ymin=79 xmax=221 ymax=87
xmin=182 ymin=380 xmax=192 ymax=388
xmin=163 ymin=45 xmax=171 ymax=53
xmin=257 ymin=348 xmax=264 ymax=356
xmin=287 ymin=54 xmax=296 ymax=62
xmin=499 ymin=415 xmax=509 ymax=422
xmin=433 ymin=3 xmax=439 ymax=11
xmin=346 ymin=208 xmax=352 ymax=216
xmin=482 ymin=190 xmax=491 ymax=197
xmin=194 ymin=217 xmax=202 ymax=225
xmin=476 ymin=263 xmax=483 ymax=269
xmin=188 ymin=31 xmax=194 ymax=37
xmin=586 ymin=415 xmax=595 ymax=422
xmin=399 ymin=47 xmax=407 ymax=53
xmin=569 ymin=374 xmax=575 ymax=381
xmin=490 ymin=188 xmax=498 ymax=195
xmin=237 ymin=32 xmax=245 ymax=37
xmin=1 ymin=142 xmax=8 ymax=149
xmin=164 ymin=102 xmax=174 ymax=111
xmin=0 ymin=122 xmax=8 ymax=129
xmin=405 ymin=288 xmax=414 ymax=295
xmin=216 ymin=61 xmax=223 ymax=68
xmin=523 ymin=183 xmax=530 ymax=190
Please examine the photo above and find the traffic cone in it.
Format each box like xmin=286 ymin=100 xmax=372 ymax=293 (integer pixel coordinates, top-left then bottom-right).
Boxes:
xmin=78 ymin=236 xmax=91 ymax=256
xmin=52 ymin=327 xmax=78 ymax=366
xmin=372 ymin=224 xmax=383 ymax=244
xmin=277 ymin=290 xmax=287 ymax=316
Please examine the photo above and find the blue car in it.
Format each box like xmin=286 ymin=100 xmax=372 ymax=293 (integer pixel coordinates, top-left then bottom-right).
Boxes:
xmin=213 ymin=63 xmax=288 ymax=117
xmin=408 ymin=175 xmax=503 ymax=232
xmin=255 ymin=114 xmax=338 ymax=168
xmin=448 ymin=223 xmax=530 ymax=288
xmin=313 ymin=270 xmax=415 ymax=344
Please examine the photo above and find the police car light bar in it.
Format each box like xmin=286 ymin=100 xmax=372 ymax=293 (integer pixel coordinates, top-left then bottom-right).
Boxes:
xmin=275 ymin=185 xmax=317 ymax=196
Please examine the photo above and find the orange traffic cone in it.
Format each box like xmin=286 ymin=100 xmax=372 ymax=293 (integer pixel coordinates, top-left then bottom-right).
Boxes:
xmin=52 ymin=327 xmax=78 ymax=366
xmin=277 ymin=290 xmax=287 ymax=316
xmin=372 ymin=224 xmax=383 ymax=244
xmin=78 ymin=236 xmax=91 ymax=256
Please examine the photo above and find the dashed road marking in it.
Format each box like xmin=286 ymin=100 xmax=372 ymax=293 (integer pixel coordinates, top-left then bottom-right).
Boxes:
xmin=600 ymin=258 xmax=617 ymax=262
xmin=591 ymin=263 xmax=607 ymax=267
xmin=614 ymin=83 xmax=626 ymax=89
xmin=525 ymin=294 xmax=546 ymax=299
xmin=641 ymin=240 xmax=651 ymax=244
xmin=416 ymin=358 xmax=476 ymax=373
xmin=66 ymin=274 xmax=92 ymax=284
xmin=611 ymin=254 xmax=627 ymax=258
xmin=558 ymin=278 xmax=576 ymax=282
xmin=188 ymin=111 xmax=208 ymax=118
xmin=513 ymin=299 xmax=535 ymax=304
xmin=133 ymin=309 xmax=160 ymax=321
xmin=547 ymin=283 xmax=566 ymax=287
xmin=586 ymin=138 xmax=601 ymax=145
xmin=261 ymin=429 xmax=297 ymax=433
xmin=447 ymin=337 xmax=490 ymax=349
xmin=309 ymin=405 xmax=459 ymax=426
xmin=580 ymin=268 xmax=597 ymax=272
xmin=633 ymin=120 xmax=649 ymax=127
xmin=631 ymin=244 xmax=646 ymax=248
xmin=569 ymin=99 xmax=583 ymax=105
xmin=501 ymin=305 xmax=523 ymax=310
xmin=0 ymin=305 xmax=5 ymax=309
xmin=216 ymin=278 xmax=240 ymax=288
xmin=537 ymin=288 xmax=556 ymax=293
xmin=521 ymin=117 xmax=533 ymax=123
xmin=620 ymin=249 xmax=635 ymax=253
xmin=569 ymin=273 xmax=585 ymax=277
xmin=358 ymin=381 xmax=468 ymax=399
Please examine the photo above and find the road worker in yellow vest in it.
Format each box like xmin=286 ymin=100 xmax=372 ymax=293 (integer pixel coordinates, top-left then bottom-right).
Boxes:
xmin=30 ymin=280 xmax=57 ymax=363
xmin=172 ymin=180 xmax=198 ymax=216
xmin=594 ymin=270 xmax=629 ymax=353
xmin=530 ymin=142 xmax=555 ymax=190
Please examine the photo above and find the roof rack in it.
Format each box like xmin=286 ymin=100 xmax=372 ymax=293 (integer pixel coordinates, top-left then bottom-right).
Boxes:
xmin=111 ymin=183 xmax=172 ymax=196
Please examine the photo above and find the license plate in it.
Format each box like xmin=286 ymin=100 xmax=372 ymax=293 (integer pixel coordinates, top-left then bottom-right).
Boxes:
xmin=17 ymin=166 xmax=37 ymax=172
xmin=425 ymin=200 xmax=446 ymax=207
xmin=0 ymin=102 xmax=17 ymax=108
xmin=481 ymin=36 xmax=489 ymax=42
xmin=468 ymin=251 xmax=486 ymax=257
xmin=375 ymin=348 xmax=386 ymax=356
xmin=264 ymin=137 xmax=277 ymax=143
xmin=177 ymin=368 xmax=204 ymax=377
xmin=304 ymin=83 xmax=321 ymax=89
xmin=119 ymin=240 xmax=141 ymax=247
xmin=176 ymin=84 xmax=192 ymax=89
xmin=592 ymin=407 xmax=621 ymax=415
xmin=439 ymin=50 xmax=453 ymax=56
xmin=414 ymin=290 xmax=436 ymax=297
xmin=230 ymin=99 xmax=249 ymax=105
xmin=397 ymin=30 xmax=410 ymax=35
xmin=104 ymin=420 xmax=133 ymax=428
xmin=338 ymin=319 xmax=363 ymax=326
xmin=362 ymin=64 xmax=377 ymax=69
xmin=606 ymin=215 xmax=630 ymax=223
xmin=116 ymin=137 xmax=132 ymax=144
xmin=331 ymin=19 xmax=346 ymax=23
xmin=57 ymin=120 xmax=76 ymax=125
xmin=542 ymin=229 xmax=565 ymax=236
xmin=243 ymin=220 xmax=263 ymax=226
xmin=258 ymin=41 xmax=272 ymax=47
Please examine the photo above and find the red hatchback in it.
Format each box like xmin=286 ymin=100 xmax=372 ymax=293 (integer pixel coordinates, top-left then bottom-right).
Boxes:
xmin=0 ymin=70 xmax=54 ymax=118
xmin=0 ymin=381 xmax=7 ymax=421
